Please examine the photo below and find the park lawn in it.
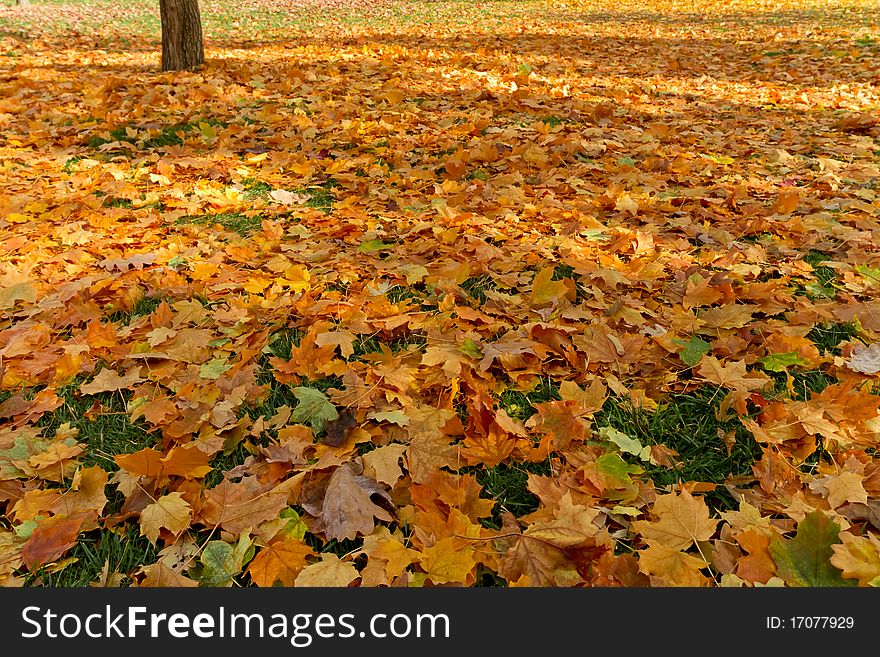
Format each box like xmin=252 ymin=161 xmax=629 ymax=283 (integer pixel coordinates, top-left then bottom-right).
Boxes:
xmin=1 ymin=0 xmax=879 ymax=587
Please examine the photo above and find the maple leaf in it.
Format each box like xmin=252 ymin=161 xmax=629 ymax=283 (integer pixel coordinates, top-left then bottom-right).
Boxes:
xmin=140 ymin=562 xmax=199 ymax=588
xmin=247 ymin=537 xmax=314 ymax=587
xmin=419 ymin=537 xmax=476 ymax=585
xmin=637 ymin=543 xmax=712 ymax=586
xmin=358 ymin=527 xmax=419 ymax=586
xmin=631 ymin=489 xmax=718 ymax=551
xmin=21 ymin=514 xmax=85 ymax=570
xmin=114 ymin=448 xmax=165 ymax=478
xmin=159 ymin=443 xmax=213 ymax=479
xmin=80 ymin=367 xmax=143 ymax=395
xmin=139 ymin=492 xmax=192 ymax=545
xmin=696 ymin=357 xmax=771 ymax=392
xmin=316 ymin=463 xmax=394 ymax=541
xmin=404 ymin=416 xmax=460 ymax=484
xmin=321 ymin=410 xmax=357 ymax=447
xmin=199 ymin=477 xmax=289 ymax=537
xmin=49 ymin=465 xmax=108 ymax=518
xmin=845 ymin=343 xmax=880 ymax=374
xmin=720 ymin=498 xmax=773 ymax=537
xmin=673 ymin=336 xmax=712 ymax=367
xmin=769 ymin=510 xmax=854 ymax=587
xmin=362 ymin=443 xmax=407 ymax=487
xmin=821 ymin=471 xmax=869 ymax=509
xmin=526 ymin=400 xmax=589 ymax=451
xmin=290 ymin=386 xmax=340 ymax=434
xmin=0 ymin=279 xmax=37 ymax=309
xmin=523 ymin=493 xmax=603 ymax=548
xmin=530 ymin=267 xmax=570 ymax=305
xmin=198 ymin=535 xmax=252 ymax=587
xmin=829 ymin=532 xmax=880 ymax=587
xmin=734 ymin=528 xmax=777 ymax=585
xmin=294 ymin=554 xmax=360 ymax=587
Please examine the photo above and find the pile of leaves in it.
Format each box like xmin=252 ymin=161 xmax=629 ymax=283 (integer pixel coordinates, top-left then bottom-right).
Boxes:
xmin=1 ymin=0 xmax=880 ymax=587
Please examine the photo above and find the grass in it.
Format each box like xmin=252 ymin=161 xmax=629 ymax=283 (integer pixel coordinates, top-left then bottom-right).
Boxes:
xmin=472 ymin=460 xmax=553 ymax=528
xmin=798 ymin=250 xmax=840 ymax=299
xmin=498 ymin=377 xmax=560 ymax=422
xmin=175 ymin=212 xmax=263 ymax=236
xmin=61 ymin=155 xmax=84 ymax=173
xmin=242 ymin=177 xmax=272 ymax=200
xmin=22 ymin=527 xmax=158 ymax=587
xmin=87 ymin=118 xmax=227 ymax=151
xmin=460 ymin=274 xmax=496 ymax=304
xmin=107 ymin=292 xmax=166 ymax=324
xmin=37 ymin=379 xmax=158 ymax=472
xmin=807 ymin=321 xmax=860 ymax=356
xmin=594 ymin=389 xmax=762 ymax=513
xmin=298 ymin=180 xmax=337 ymax=214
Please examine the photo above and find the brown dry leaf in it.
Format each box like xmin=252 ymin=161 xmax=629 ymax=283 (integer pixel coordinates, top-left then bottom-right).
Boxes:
xmin=140 ymin=562 xmax=200 ymax=587
xmin=631 ymin=489 xmax=718 ymax=551
xmin=824 ymin=471 xmax=869 ymax=509
xmin=362 ymin=444 xmax=408 ymax=487
xmin=318 ymin=463 xmax=394 ymax=541
xmin=49 ymin=465 xmax=108 ymax=518
xmin=21 ymin=515 xmax=85 ymax=569
xmin=199 ymin=478 xmax=289 ymax=537
xmin=419 ymin=537 xmax=477 ymax=585
xmin=638 ymin=543 xmax=712 ymax=586
xmin=139 ymin=492 xmax=192 ymax=545
xmin=829 ymin=532 xmax=880 ymax=587
xmin=80 ymin=368 xmax=143 ymax=395
xmin=247 ymin=537 xmax=315 ymax=587
xmin=696 ymin=357 xmax=771 ymax=392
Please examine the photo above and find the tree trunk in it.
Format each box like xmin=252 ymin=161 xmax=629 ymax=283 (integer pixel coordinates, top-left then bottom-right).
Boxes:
xmin=159 ymin=0 xmax=204 ymax=71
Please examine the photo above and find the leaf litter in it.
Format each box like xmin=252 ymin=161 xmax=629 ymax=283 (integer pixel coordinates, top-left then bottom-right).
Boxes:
xmin=1 ymin=0 xmax=880 ymax=587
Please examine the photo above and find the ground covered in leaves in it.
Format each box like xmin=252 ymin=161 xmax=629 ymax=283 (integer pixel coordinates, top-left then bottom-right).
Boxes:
xmin=1 ymin=0 xmax=880 ymax=587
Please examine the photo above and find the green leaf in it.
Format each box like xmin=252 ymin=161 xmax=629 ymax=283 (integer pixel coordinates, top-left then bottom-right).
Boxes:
xmin=595 ymin=452 xmax=643 ymax=502
xmin=199 ymin=358 xmax=231 ymax=380
xmin=855 ymin=264 xmax=880 ymax=283
xmin=769 ymin=510 xmax=855 ymax=587
xmin=279 ymin=508 xmax=309 ymax=540
xmin=14 ymin=519 xmax=39 ymax=539
xmin=598 ymin=426 xmax=650 ymax=461
xmin=358 ymin=240 xmax=394 ymax=253
xmin=290 ymin=387 xmax=339 ymax=434
xmin=460 ymin=338 xmax=483 ymax=359
xmin=804 ymin=282 xmax=836 ymax=299
xmin=673 ymin=336 xmax=711 ymax=367
xmin=617 ymin=157 xmax=637 ymax=167
xmin=199 ymin=535 xmax=251 ymax=586
xmin=758 ymin=351 xmax=808 ymax=372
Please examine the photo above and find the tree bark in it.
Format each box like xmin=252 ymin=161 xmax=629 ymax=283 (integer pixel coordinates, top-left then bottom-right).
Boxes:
xmin=159 ymin=0 xmax=204 ymax=71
